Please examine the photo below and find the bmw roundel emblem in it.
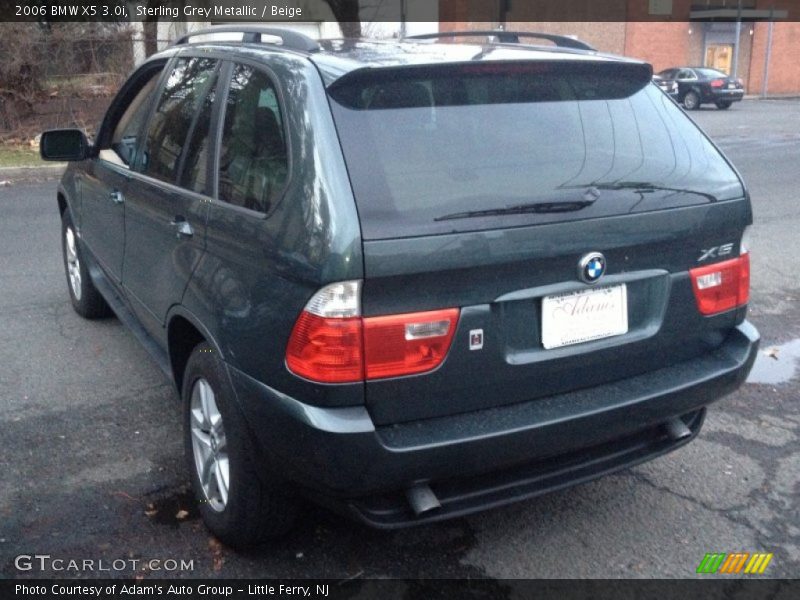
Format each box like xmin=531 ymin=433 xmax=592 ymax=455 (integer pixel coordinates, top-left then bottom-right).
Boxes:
xmin=578 ymin=252 xmax=606 ymax=284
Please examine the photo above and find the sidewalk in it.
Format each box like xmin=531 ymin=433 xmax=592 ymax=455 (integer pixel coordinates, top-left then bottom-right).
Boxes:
xmin=0 ymin=163 xmax=65 ymax=182
xmin=744 ymin=94 xmax=800 ymax=101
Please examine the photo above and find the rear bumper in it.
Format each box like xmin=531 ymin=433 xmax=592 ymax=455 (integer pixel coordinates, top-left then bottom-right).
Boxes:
xmin=229 ymin=321 xmax=758 ymax=526
xmin=707 ymin=89 xmax=745 ymax=102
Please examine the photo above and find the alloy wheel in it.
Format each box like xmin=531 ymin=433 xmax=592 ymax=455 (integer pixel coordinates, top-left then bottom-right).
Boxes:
xmin=190 ymin=378 xmax=230 ymax=512
xmin=65 ymin=227 xmax=82 ymax=300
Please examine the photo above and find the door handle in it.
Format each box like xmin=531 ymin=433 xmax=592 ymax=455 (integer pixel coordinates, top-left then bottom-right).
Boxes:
xmin=109 ymin=190 xmax=124 ymax=205
xmin=170 ymin=217 xmax=194 ymax=238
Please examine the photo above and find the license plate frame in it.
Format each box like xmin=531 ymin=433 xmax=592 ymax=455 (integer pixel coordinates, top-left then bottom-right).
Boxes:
xmin=541 ymin=284 xmax=629 ymax=350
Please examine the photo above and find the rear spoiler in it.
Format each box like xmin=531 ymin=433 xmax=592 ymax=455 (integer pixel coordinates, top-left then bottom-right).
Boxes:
xmin=328 ymin=60 xmax=654 ymax=105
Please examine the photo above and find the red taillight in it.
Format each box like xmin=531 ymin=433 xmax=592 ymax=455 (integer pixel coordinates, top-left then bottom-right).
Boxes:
xmin=363 ymin=309 xmax=459 ymax=379
xmin=711 ymin=79 xmax=725 ymax=88
xmin=285 ymin=312 xmax=364 ymax=383
xmin=285 ymin=281 xmax=460 ymax=383
xmin=689 ymin=254 xmax=750 ymax=315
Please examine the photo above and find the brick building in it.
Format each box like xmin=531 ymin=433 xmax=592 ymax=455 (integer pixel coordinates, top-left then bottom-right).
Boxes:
xmin=440 ymin=0 xmax=800 ymax=95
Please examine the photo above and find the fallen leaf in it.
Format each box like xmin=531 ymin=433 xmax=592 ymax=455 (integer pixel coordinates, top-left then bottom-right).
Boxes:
xmin=208 ymin=537 xmax=223 ymax=552
xmin=175 ymin=509 xmax=189 ymax=520
xmin=765 ymin=347 xmax=780 ymax=360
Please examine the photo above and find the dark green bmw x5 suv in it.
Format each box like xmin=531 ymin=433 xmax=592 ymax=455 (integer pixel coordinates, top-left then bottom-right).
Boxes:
xmin=41 ymin=27 xmax=759 ymax=548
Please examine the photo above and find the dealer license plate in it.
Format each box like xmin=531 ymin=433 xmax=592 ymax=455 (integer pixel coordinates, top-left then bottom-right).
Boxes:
xmin=541 ymin=284 xmax=628 ymax=349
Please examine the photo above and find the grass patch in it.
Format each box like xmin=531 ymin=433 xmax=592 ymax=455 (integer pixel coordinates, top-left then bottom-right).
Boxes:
xmin=0 ymin=144 xmax=42 ymax=168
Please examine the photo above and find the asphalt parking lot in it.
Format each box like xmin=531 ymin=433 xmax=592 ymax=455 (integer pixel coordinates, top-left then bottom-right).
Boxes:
xmin=1 ymin=98 xmax=798 ymax=580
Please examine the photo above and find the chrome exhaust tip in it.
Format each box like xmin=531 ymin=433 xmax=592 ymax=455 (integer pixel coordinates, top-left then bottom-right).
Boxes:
xmin=406 ymin=483 xmax=441 ymax=516
xmin=665 ymin=417 xmax=692 ymax=441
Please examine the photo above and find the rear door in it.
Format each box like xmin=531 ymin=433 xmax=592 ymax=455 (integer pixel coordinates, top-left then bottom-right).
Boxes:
xmin=328 ymin=61 xmax=749 ymax=425
xmin=121 ymin=56 xmax=219 ymax=338
xmin=676 ymin=67 xmax=698 ymax=97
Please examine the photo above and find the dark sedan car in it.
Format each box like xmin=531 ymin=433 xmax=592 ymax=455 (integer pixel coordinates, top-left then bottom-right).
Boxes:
xmin=658 ymin=67 xmax=745 ymax=110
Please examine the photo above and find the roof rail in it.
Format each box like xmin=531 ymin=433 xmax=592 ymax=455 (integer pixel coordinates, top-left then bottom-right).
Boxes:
xmin=406 ymin=30 xmax=595 ymax=52
xmin=174 ymin=26 xmax=320 ymax=53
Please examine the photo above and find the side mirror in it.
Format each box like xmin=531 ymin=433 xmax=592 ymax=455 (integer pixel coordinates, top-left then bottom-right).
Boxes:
xmin=40 ymin=129 xmax=91 ymax=162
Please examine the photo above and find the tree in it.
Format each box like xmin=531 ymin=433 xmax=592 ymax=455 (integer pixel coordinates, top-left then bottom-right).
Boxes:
xmin=324 ymin=0 xmax=362 ymax=37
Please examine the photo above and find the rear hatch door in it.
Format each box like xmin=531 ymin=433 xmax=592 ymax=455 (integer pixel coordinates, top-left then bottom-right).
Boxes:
xmin=328 ymin=59 xmax=749 ymax=425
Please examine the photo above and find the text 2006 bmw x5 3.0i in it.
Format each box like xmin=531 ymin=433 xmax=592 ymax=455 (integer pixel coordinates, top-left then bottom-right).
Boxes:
xmin=40 ymin=27 xmax=758 ymax=547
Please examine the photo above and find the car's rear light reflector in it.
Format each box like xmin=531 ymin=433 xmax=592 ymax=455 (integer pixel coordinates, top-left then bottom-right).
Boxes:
xmin=689 ymin=254 xmax=750 ymax=315
xmin=364 ymin=309 xmax=460 ymax=379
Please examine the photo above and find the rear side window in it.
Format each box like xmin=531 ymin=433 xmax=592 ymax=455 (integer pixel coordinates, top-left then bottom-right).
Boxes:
xmin=177 ymin=71 xmax=218 ymax=194
xmin=696 ymin=68 xmax=728 ymax=79
xmin=217 ymin=63 xmax=288 ymax=214
xmin=329 ymin=62 xmax=745 ymax=239
xmin=140 ymin=57 xmax=218 ymax=184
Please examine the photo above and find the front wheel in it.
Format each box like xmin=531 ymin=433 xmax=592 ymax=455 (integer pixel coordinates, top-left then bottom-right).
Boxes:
xmin=183 ymin=342 xmax=297 ymax=547
xmin=716 ymin=101 xmax=733 ymax=110
xmin=61 ymin=212 xmax=112 ymax=319
xmin=683 ymin=91 xmax=701 ymax=110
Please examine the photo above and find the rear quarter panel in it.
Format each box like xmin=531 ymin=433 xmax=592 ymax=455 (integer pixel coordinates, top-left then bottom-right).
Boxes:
xmin=180 ymin=49 xmax=365 ymax=408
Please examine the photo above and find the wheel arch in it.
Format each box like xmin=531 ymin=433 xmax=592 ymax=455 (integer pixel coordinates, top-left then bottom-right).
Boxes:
xmin=166 ymin=306 xmax=225 ymax=394
xmin=57 ymin=191 xmax=67 ymax=216
xmin=57 ymin=182 xmax=80 ymax=227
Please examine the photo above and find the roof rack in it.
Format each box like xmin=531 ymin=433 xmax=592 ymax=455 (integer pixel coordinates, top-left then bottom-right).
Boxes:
xmin=174 ymin=26 xmax=320 ymax=53
xmin=406 ymin=30 xmax=595 ymax=52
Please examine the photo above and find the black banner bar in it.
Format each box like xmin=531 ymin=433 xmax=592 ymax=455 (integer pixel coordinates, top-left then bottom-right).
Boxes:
xmin=1 ymin=0 xmax=798 ymax=23
xmin=4 ymin=579 xmax=800 ymax=600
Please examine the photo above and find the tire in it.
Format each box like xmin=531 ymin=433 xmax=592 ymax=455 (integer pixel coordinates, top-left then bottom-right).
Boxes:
xmin=183 ymin=342 xmax=297 ymax=547
xmin=716 ymin=101 xmax=733 ymax=110
xmin=61 ymin=212 xmax=112 ymax=319
xmin=683 ymin=91 xmax=700 ymax=110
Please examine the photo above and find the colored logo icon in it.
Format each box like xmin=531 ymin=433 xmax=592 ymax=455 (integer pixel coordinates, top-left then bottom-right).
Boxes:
xmin=696 ymin=552 xmax=773 ymax=574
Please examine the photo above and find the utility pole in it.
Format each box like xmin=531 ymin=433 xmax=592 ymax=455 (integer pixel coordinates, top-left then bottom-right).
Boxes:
xmin=732 ymin=0 xmax=742 ymax=78
xmin=762 ymin=6 xmax=775 ymax=98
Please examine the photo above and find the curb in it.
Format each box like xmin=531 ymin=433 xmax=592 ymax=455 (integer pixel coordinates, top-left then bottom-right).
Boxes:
xmin=743 ymin=95 xmax=800 ymax=101
xmin=0 ymin=164 xmax=66 ymax=179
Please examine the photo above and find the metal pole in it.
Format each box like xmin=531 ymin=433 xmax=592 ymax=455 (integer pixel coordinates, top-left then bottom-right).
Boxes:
xmin=761 ymin=8 xmax=775 ymax=98
xmin=400 ymin=0 xmax=406 ymax=39
xmin=732 ymin=0 xmax=742 ymax=78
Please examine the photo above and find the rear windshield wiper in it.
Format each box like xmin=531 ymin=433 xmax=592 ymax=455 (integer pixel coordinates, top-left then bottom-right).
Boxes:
xmin=434 ymin=199 xmax=596 ymax=222
xmin=589 ymin=182 xmax=719 ymax=203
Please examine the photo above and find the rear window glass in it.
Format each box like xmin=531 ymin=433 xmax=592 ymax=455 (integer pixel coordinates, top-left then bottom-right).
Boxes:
xmin=696 ymin=68 xmax=728 ymax=79
xmin=328 ymin=63 xmax=744 ymax=240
